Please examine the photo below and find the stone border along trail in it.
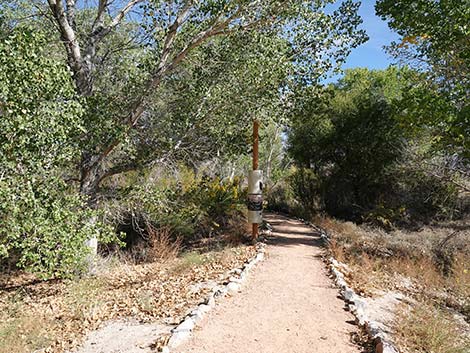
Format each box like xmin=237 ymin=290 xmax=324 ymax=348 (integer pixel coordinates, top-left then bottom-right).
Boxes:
xmin=171 ymin=213 xmax=361 ymax=353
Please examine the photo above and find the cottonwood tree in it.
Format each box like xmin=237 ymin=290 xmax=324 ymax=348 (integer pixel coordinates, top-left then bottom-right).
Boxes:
xmin=41 ymin=0 xmax=364 ymax=197
xmin=0 ymin=27 xmax=117 ymax=276
xmin=112 ymin=31 xmax=291 ymax=175
xmin=38 ymin=0 xmax=366 ymax=251
xmin=376 ymin=0 xmax=470 ymax=157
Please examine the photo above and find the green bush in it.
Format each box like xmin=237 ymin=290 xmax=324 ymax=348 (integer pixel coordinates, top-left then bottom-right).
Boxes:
xmin=115 ymin=170 xmax=246 ymax=241
xmin=0 ymin=27 xmax=117 ymax=278
xmin=286 ymin=68 xmax=464 ymax=227
xmin=265 ymin=180 xmax=297 ymax=214
xmin=0 ymin=178 xmax=115 ymax=278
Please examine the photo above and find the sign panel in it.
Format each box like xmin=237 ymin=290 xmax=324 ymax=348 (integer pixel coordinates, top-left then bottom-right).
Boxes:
xmin=247 ymin=194 xmax=263 ymax=211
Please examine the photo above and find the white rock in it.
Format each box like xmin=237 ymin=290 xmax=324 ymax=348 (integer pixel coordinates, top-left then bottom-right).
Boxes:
xmin=229 ymin=276 xmax=242 ymax=283
xmin=382 ymin=341 xmax=400 ymax=353
xmin=353 ymin=298 xmax=368 ymax=325
xmin=206 ymin=295 xmax=215 ymax=307
xmin=190 ymin=311 xmax=204 ymax=324
xmin=168 ymin=330 xmax=191 ymax=348
xmin=343 ymin=288 xmax=356 ymax=302
xmin=173 ymin=317 xmax=194 ymax=333
xmin=161 ymin=347 xmax=170 ymax=353
xmin=211 ymin=285 xmax=227 ymax=298
xmin=329 ymin=257 xmax=401 ymax=353
xmin=244 ymin=263 xmax=253 ymax=271
xmin=226 ymin=282 xmax=240 ymax=293
xmin=197 ymin=304 xmax=211 ymax=314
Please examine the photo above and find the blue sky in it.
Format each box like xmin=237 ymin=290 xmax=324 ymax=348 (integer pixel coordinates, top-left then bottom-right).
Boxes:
xmin=346 ymin=1 xmax=399 ymax=69
xmin=327 ymin=0 xmax=400 ymax=82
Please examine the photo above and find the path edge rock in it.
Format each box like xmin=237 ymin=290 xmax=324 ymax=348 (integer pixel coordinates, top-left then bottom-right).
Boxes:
xmin=327 ymin=257 xmax=399 ymax=353
xmin=162 ymin=241 xmax=268 ymax=353
xmin=296 ymin=217 xmax=399 ymax=353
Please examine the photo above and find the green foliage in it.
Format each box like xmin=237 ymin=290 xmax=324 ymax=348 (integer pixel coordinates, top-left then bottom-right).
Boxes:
xmin=0 ymin=0 xmax=369 ymax=276
xmin=0 ymin=28 xmax=82 ymax=169
xmin=396 ymin=79 xmax=469 ymax=158
xmin=289 ymin=68 xmax=408 ymax=219
xmin=137 ymin=32 xmax=291 ymax=166
xmin=287 ymin=67 xmax=462 ymax=226
xmin=0 ymin=27 xmax=116 ymax=278
xmin=41 ymin=0 xmax=367 ymax=199
xmin=289 ymin=168 xmax=321 ymax=216
xmin=117 ymin=169 xmax=245 ymax=239
xmin=376 ymin=0 xmax=470 ymax=67
xmin=376 ymin=0 xmax=470 ymax=158
xmin=0 ymin=177 xmax=114 ymax=278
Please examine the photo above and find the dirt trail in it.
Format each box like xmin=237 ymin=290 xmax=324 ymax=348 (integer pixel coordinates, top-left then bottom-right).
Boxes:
xmin=174 ymin=213 xmax=360 ymax=353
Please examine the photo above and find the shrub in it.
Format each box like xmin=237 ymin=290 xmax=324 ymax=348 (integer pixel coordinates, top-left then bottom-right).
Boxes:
xmin=287 ymin=68 xmax=466 ymax=226
xmin=0 ymin=178 xmax=116 ymax=279
xmin=0 ymin=27 xmax=118 ymax=278
xmin=112 ymin=169 xmax=246 ymax=246
xmin=289 ymin=168 xmax=321 ymax=216
xmin=265 ymin=180 xmax=297 ymax=214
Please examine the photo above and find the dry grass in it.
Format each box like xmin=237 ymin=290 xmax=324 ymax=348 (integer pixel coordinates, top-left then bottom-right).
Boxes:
xmin=114 ymin=225 xmax=182 ymax=265
xmin=146 ymin=226 xmax=181 ymax=262
xmin=0 ymin=313 xmax=53 ymax=353
xmin=64 ymin=277 xmax=106 ymax=321
xmin=0 ymin=278 xmax=105 ymax=353
xmin=395 ymin=303 xmax=470 ymax=353
xmin=316 ymin=214 xmax=470 ymax=352
xmin=170 ymin=247 xmax=245 ymax=275
xmin=225 ymin=215 xmax=251 ymax=244
xmin=319 ymin=214 xmax=469 ymax=293
xmin=0 ymin=243 xmax=256 ymax=353
xmin=0 ymin=287 xmax=53 ymax=353
xmin=169 ymin=251 xmax=209 ymax=274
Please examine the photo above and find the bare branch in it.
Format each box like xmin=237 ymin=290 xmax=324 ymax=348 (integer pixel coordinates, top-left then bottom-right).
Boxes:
xmin=90 ymin=0 xmax=145 ymax=42
xmin=91 ymin=0 xmax=108 ymax=32
xmin=47 ymin=0 xmax=87 ymax=92
xmin=156 ymin=1 xmax=193 ymax=74
xmin=66 ymin=0 xmax=76 ymax=30
xmin=109 ymin=0 xmax=144 ymax=29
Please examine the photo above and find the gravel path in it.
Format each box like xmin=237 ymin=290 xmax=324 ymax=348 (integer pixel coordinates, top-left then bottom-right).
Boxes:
xmin=174 ymin=213 xmax=361 ymax=353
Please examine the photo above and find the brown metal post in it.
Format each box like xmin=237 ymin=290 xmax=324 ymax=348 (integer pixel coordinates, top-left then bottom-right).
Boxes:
xmin=252 ymin=120 xmax=259 ymax=240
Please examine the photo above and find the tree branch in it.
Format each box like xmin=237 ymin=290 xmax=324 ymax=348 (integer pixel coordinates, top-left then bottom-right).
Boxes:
xmin=47 ymin=0 xmax=88 ymax=93
xmin=86 ymin=1 xmax=275 ymax=176
xmin=65 ymin=0 xmax=76 ymax=30
xmin=99 ymin=161 xmax=139 ymax=182
xmin=91 ymin=0 xmax=108 ymax=33
xmin=89 ymin=0 xmax=145 ymax=42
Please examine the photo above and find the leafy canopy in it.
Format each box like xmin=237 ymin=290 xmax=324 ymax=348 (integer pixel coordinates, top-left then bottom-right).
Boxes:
xmin=376 ymin=0 xmax=470 ymax=157
xmin=0 ymin=27 xmax=116 ymax=278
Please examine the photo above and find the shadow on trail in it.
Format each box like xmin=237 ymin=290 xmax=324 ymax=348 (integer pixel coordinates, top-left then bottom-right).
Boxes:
xmin=266 ymin=234 xmax=324 ymax=248
xmin=263 ymin=213 xmax=324 ymax=249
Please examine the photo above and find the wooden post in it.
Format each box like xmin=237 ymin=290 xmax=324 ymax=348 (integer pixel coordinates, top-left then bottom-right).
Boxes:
xmin=252 ymin=120 xmax=259 ymax=240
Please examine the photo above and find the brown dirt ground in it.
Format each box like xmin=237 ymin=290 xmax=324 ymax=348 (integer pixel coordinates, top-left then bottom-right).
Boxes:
xmin=174 ymin=213 xmax=361 ymax=353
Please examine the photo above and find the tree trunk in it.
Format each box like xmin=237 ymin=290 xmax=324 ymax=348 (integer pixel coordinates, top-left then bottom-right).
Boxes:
xmin=79 ymin=153 xmax=105 ymax=261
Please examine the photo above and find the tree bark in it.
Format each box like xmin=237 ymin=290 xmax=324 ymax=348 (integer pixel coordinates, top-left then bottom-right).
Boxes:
xmin=79 ymin=153 xmax=104 ymax=208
